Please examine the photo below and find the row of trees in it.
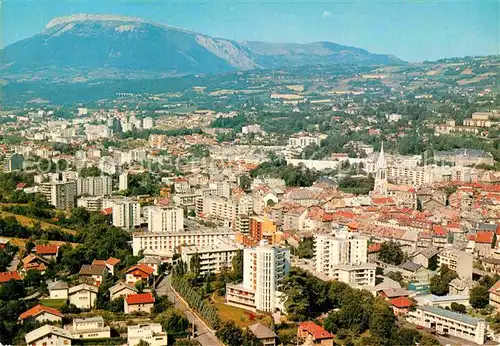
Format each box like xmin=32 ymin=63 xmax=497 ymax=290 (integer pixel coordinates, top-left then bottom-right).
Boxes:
xmin=171 ymin=275 xmax=221 ymax=329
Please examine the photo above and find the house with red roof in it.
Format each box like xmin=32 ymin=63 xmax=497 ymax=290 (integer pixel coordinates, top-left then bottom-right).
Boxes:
xmin=0 ymin=271 xmax=22 ymax=284
xmin=473 ymin=231 xmax=496 ymax=258
xmin=297 ymin=321 xmax=334 ymax=346
xmin=22 ymin=254 xmax=49 ymax=274
xmin=19 ymin=304 xmax=64 ymax=323
xmin=124 ymin=264 xmax=155 ymax=286
xmin=92 ymin=257 xmax=121 ymax=276
xmin=390 ymin=297 xmax=413 ymax=316
xmin=124 ymin=292 xmax=155 ymax=314
xmin=35 ymin=244 xmax=59 ymax=261
xmin=489 ymin=281 xmax=500 ymax=312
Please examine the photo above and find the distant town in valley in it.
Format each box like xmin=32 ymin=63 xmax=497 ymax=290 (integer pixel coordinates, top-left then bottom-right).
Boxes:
xmin=0 ymin=11 xmax=499 ymax=346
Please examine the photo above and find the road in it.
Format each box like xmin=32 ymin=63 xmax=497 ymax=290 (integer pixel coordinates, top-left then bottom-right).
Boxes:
xmin=157 ymin=275 xmax=222 ymax=346
xmin=8 ymin=254 xmax=19 ymax=272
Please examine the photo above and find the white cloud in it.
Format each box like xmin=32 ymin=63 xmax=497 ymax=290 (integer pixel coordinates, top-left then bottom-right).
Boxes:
xmin=322 ymin=10 xmax=332 ymax=18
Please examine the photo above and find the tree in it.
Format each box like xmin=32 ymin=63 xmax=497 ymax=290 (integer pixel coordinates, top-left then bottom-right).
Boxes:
xmin=430 ymin=265 xmax=458 ymax=296
xmin=190 ymin=253 xmax=201 ymax=279
xmin=450 ymin=302 xmax=466 ymax=313
xmin=470 ymin=285 xmax=490 ymax=309
xmin=0 ymin=279 xmax=25 ymax=300
xmin=378 ymin=241 xmax=404 ymax=265
xmin=23 ymin=270 xmax=43 ymax=289
xmin=155 ymin=309 xmax=189 ymax=335
xmin=135 ymin=280 xmax=145 ymax=293
xmin=137 ymin=340 xmax=150 ymax=346
xmin=231 ymin=250 xmax=243 ymax=282
xmin=296 ymin=237 xmax=314 ymax=259
xmin=239 ymin=175 xmax=252 ymax=192
xmin=216 ymin=321 xmax=243 ymax=346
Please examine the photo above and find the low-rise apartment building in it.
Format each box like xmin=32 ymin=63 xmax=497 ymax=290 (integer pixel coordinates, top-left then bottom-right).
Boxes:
xmin=132 ymin=228 xmax=235 ymax=256
xmin=408 ymin=306 xmax=486 ymax=345
xmin=181 ymin=238 xmax=240 ymax=276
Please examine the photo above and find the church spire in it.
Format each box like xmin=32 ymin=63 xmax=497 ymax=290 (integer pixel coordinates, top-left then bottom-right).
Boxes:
xmin=376 ymin=142 xmax=386 ymax=169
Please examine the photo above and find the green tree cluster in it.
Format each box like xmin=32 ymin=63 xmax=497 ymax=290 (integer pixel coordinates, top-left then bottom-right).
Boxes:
xmin=378 ymin=241 xmax=405 ymax=265
xmin=429 ymin=265 xmax=458 ymax=296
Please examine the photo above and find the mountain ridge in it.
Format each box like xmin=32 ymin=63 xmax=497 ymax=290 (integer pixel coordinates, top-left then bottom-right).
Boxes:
xmin=1 ymin=14 xmax=405 ymax=81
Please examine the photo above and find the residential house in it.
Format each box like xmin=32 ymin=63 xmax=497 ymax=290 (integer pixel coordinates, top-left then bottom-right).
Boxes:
xmin=379 ymin=288 xmax=412 ymax=300
xmin=19 ymin=304 xmax=64 ymax=323
xmin=35 ymin=244 xmax=59 ymax=262
xmin=367 ymin=243 xmax=382 ymax=261
xmin=297 ymin=321 xmax=334 ymax=346
xmin=91 ymin=257 xmax=121 ymax=276
xmin=138 ymin=256 xmax=161 ymax=275
xmin=391 ymin=297 xmax=413 ymax=316
xmin=438 ymin=249 xmax=473 ymax=280
xmin=482 ymin=257 xmax=500 ymax=274
xmin=124 ymin=292 xmax=155 ymax=314
xmin=48 ymin=281 xmax=69 ymax=300
xmin=449 ymin=278 xmax=476 ymax=296
xmin=68 ymin=284 xmax=98 ymax=309
xmin=400 ymin=261 xmax=429 ymax=281
xmin=22 ymin=254 xmax=49 ymax=274
xmin=489 ymin=281 xmax=500 ymax=312
xmin=124 ymin=264 xmax=155 ymax=286
xmin=0 ymin=271 xmax=22 ymax=285
xmin=69 ymin=316 xmax=111 ymax=339
xmin=471 ymin=231 xmax=496 ymax=258
xmin=79 ymin=264 xmax=107 ymax=287
xmin=411 ymin=247 xmax=439 ymax=270
xmin=109 ymin=281 xmax=139 ymax=301
xmin=25 ymin=325 xmax=72 ymax=346
xmin=127 ymin=323 xmax=168 ymax=346
xmin=248 ymin=323 xmax=278 ymax=346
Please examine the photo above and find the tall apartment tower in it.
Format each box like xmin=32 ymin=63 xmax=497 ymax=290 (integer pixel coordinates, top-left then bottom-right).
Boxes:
xmin=119 ymin=172 xmax=129 ymax=191
xmin=243 ymin=240 xmax=290 ymax=312
xmin=314 ymin=230 xmax=375 ymax=287
xmin=147 ymin=206 xmax=184 ymax=233
xmin=76 ymin=176 xmax=112 ymax=196
xmin=39 ymin=181 xmax=76 ymax=210
xmin=112 ymin=200 xmax=141 ymax=230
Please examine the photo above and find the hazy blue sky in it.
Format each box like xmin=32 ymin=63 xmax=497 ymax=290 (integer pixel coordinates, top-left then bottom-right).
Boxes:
xmin=2 ymin=0 xmax=499 ymax=62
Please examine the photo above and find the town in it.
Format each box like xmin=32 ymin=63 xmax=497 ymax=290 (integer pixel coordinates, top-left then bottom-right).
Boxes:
xmin=0 ymin=54 xmax=499 ymax=346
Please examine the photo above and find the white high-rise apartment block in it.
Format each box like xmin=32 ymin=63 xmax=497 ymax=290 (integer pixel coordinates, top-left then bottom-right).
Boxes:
xmin=288 ymin=134 xmax=322 ymax=148
xmin=76 ymin=176 xmax=112 ymax=196
xmin=148 ymin=206 xmax=184 ymax=233
xmin=314 ymin=231 xmax=375 ymax=287
xmin=142 ymin=117 xmax=154 ymax=129
xmin=119 ymin=172 xmax=129 ymax=191
xmin=39 ymin=181 xmax=76 ymax=210
xmin=112 ymin=200 xmax=141 ymax=230
xmin=226 ymin=240 xmax=290 ymax=313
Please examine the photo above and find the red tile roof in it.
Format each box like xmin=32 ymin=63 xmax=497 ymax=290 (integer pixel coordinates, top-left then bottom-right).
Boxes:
xmin=0 ymin=271 xmax=22 ymax=283
xmin=368 ymin=243 xmax=382 ymax=253
xmin=125 ymin=264 xmax=155 ymax=276
xmin=126 ymin=292 xmax=155 ymax=305
xmin=35 ymin=244 xmax=59 ymax=255
xmin=298 ymin=321 xmax=333 ymax=340
xmin=106 ymin=257 xmax=121 ymax=266
xmin=101 ymin=207 xmax=113 ymax=216
xmin=391 ymin=297 xmax=413 ymax=309
xmin=475 ymin=231 xmax=494 ymax=244
xmin=489 ymin=281 xmax=500 ymax=296
xmin=19 ymin=304 xmax=64 ymax=320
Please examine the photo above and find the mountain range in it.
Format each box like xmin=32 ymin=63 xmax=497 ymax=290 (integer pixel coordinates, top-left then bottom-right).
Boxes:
xmin=1 ymin=14 xmax=404 ymax=82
